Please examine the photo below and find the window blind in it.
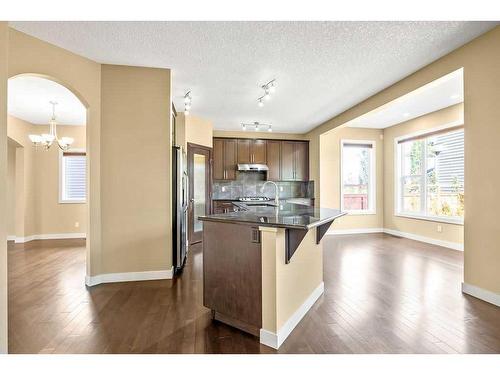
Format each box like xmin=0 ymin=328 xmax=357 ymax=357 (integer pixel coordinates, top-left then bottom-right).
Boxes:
xmin=62 ymin=153 xmax=86 ymax=202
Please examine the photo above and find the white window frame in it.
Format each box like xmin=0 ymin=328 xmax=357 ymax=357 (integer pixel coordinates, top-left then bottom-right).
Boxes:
xmin=394 ymin=121 xmax=464 ymax=225
xmin=59 ymin=148 xmax=87 ymax=204
xmin=340 ymin=139 xmax=376 ymax=215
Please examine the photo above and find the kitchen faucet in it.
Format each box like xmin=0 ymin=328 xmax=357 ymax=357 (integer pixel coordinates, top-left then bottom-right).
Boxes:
xmin=261 ymin=181 xmax=280 ymax=206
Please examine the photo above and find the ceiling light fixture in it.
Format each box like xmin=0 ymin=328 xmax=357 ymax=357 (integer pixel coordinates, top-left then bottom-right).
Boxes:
xmin=184 ymin=91 xmax=192 ymax=115
xmin=256 ymin=79 xmax=277 ymax=107
xmin=241 ymin=122 xmax=272 ymax=132
xmin=29 ymin=101 xmax=74 ymax=150
xmin=403 ymin=112 xmax=410 ymax=117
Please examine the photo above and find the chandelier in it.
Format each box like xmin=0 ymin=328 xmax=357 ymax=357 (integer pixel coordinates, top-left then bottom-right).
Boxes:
xmin=28 ymin=101 xmax=74 ymax=150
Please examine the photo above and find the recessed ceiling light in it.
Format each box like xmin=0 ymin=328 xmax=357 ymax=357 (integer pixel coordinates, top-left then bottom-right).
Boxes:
xmin=403 ymin=112 xmax=410 ymax=117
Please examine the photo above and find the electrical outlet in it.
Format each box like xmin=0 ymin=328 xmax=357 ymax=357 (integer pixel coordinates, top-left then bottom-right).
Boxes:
xmin=75 ymin=222 xmax=80 ymax=228
xmin=279 ymin=186 xmax=283 ymax=192
xmin=221 ymin=186 xmax=226 ymax=192
xmin=437 ymin=225 xmax=442 ymax=233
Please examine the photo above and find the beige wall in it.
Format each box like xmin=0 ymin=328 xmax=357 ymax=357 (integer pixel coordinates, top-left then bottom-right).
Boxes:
xmin=178 ymin=113 xmax=213 ymax=149
xmin=7 ymin=116 xmax=87 ymax=237
xmin=186 ymin=114 xmax=213 ymax=148
xmin=384 ymin=104 xmax=464 ymax=244
xmin=320 ymin=126 xmax=384 ymax=230
xmin=7 ymin=140 xmax=16 ymax=236
xmin=0 ymin=21 xmax=8 ymax=354
xmin=307 ymin=26 xmax=500 ymax=294
xmin=8 ymin=28 xmax=102 ymax=277
xmin=260 ymin=226 xmax=323 ymax=335
xmin=100 ymin=64 xmax=172 ymax=274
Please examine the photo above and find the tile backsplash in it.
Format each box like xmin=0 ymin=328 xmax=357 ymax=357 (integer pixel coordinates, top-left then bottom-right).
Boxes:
xmin=212 ymin=171 xmax=314 ymax=200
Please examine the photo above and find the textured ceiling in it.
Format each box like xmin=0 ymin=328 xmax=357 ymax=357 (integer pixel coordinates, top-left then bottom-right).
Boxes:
xmin=8 ymin=75 xmax=86 ymax=126
xmin=347 ymin=68 xmax=463 ymax=129
xmin=9 ymin=21 xmax=498 ymax=133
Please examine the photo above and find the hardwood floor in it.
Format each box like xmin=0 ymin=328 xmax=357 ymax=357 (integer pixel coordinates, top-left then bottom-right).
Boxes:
xmin=7 ymin=234 xmax=500 ymax=354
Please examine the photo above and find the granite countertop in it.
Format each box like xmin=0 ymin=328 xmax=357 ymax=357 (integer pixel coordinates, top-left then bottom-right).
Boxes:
xmin=199 ymin=202 xmax=345 ymax=230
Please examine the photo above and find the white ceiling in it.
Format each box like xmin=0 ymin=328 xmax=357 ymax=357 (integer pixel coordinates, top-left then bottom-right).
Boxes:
xmin=346 ymin=68 xmax=464 ymax=129
xmin=9 ymin=21 xmax=497 ymax=133
xmin=8 ymin=75 xmax=86 ymax=126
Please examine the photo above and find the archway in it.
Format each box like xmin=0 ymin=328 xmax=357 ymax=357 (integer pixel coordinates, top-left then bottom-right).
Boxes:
xmin=7 ymin=73 xmax=91 ymax=280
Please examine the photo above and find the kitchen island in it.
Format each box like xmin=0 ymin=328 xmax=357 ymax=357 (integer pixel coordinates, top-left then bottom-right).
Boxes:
xmin=199 ymin=202 xmax=344 ymax=349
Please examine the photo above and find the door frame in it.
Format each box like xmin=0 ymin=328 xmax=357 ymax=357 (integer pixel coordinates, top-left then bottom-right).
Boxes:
xmin=187 ymin=142 xmax=212 ymax=245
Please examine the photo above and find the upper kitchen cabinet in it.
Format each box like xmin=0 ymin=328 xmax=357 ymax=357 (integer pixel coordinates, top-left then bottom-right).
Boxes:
xmin=213 ymin=137 xmax=308 ymax=182
xmin=266 ymin=140 xmax=281 ymax=181
xmin=213 ymin=138 xmax=237 ymax=180
xmin=280 ymin=141 xmax=309 ymax=181
xmin=237 ymin=139 xmax=267 ymax=164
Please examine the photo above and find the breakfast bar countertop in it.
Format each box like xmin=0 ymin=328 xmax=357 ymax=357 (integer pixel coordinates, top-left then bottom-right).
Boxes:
xmin=199 ymin=202 xmax=345 ymax=230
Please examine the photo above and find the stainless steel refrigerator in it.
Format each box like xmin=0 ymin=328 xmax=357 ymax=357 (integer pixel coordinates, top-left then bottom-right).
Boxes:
xmin=172 ymin=146 xmax=188 ymax=272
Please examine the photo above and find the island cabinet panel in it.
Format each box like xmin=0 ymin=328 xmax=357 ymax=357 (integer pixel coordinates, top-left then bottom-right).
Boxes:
xmin=213 ymin=138 xmax=237 ymax=180
xmin=266 ymin=140 xmax=281 ymax=181
xmin=203 ymin=221 xmax=262 ymax=336
xmin=237 ymin=139 xmax=267 ymax=164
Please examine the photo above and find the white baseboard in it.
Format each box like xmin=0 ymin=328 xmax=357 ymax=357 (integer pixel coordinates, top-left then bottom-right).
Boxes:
xmin=462 ymin=282 xmax=500 ymax=307
xmin=7 ymin=235 xmax=16 ymax=242
xmin=14 ymin=233 xmax=86 ymax=243
xmin=383 ymin=228 xmax=463 ymax=251
xmin=327 ymin=227 xmax=463 ymax=251
xmin=328 ymin=228 xmax=384 ymax=235
xmin=260 ymin=281 xmax=324 ymax=349
xmin=85 ymin=267 xmax=174 ymax=287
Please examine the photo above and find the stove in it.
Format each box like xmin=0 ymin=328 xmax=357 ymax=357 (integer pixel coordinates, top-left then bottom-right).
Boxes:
xmin=238 ymin=196 xmax=271 ymax=202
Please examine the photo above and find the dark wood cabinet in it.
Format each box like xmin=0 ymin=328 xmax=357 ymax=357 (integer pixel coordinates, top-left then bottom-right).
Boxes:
xmin=252 ymin=140 xmax=267 ymax=164
xmin=237 ymin=139 xmax=267 ymax=164
xmin=280 ymin=141 xmax=309 ymax=181
xmin=203 ymin=221 xmax=262 ymax=336
xmin=213 ymin=138 xmax=237 ymax=180
xmin=280 ymin=141 xmax=296 ymax=180
xmin=294 ymin=141 xmax=309 ymax=181
xmin=213 ymin=200 xmax=237 ymax=214
xmin=266 ymin=140 xmax=281 ymax=181
xmin=237 ymin=139 xmax=251 ymax=163
xmin=213 ymin=137 xmax=308 ymax=182
xmin=213 ymin=138 xmax=225 ymax=180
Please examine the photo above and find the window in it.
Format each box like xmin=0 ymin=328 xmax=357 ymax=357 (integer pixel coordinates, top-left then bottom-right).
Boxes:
xmin=341 ymin=140 xmax=376 ymax=214
xmin=396 ymin=126 xmax=464 ymax=224
xmin=59 ymin=150 xmax=86 ymax=203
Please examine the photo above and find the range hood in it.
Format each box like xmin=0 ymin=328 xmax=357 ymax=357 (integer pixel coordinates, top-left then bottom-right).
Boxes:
xmin=237 ymin=163 xmax=269 ymax=171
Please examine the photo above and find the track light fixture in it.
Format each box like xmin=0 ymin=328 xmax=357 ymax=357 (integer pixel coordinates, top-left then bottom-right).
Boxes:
xmin=257 ymin=79 xmax=276 ymax=107
xmin=241 ymin=121 xmax=272 ymax=132
xmin=184 ymin=91 xmax=192 ymax=115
